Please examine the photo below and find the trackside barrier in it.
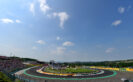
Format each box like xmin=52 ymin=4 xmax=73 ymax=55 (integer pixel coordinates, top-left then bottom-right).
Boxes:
xmin=90 ymin=66 xmax=133 ymax=72
xmin=13 ymin=66 xmax=39 ymax=82
xmin=37 ymin=69 xmax=75 ymax=76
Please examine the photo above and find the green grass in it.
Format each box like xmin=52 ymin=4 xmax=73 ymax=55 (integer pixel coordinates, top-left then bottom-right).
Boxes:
xmin=45 ymin=67 xmax=97 ymax=74
xmin=0 ymin=72 xmax=12 ymax=82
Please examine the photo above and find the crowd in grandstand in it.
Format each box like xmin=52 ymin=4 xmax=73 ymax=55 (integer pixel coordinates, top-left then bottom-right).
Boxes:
xmin=0 ymin=56 xmax=25 ymax=73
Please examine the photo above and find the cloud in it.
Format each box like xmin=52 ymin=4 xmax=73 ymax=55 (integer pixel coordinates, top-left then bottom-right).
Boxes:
xmin=30 ymin=3 xmax=35 ymax=15
xmin=36 ymin=40 xmax=45 ymax=45
xmin=105 ymin=48 xmax=115 ymax=53
xmin=0 ymin=18 xmax=21 ymax=24
xmin=37 ymin=0 xmax=69 ymax=28
xmin=118 ymin=7 xmax=125 ymax=14
xmin=47 ymin=14 xmax=52 ymax=18
xmin=38 ymin=0 xmax=50 ymax=13
xmin=51 ymin=47 xmax=66 ymax=54
xmin=63 ymin=41 xmax=74 ymax=46
xmin=32 ymin=46 xmax=37 ymax=50
xmin=0 ymin=18 xmax=14 ymax=23
xmin=112 ymin=20 xmax=122 ymax=26
xmin=15 ymin=19 xmax=21 ymax=23
xmin=52 ymin=12 xmax=69 ymax=28
xmin=56 ymin=36 xmax=61 ymax=40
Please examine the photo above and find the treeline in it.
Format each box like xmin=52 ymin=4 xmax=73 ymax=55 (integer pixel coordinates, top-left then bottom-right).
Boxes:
xmin=63 ymin=60 xmax=133 ymax=68
xmin=0 ymin=72 xmax=23 ymax=82
xmin=10 ymin=56 xmax=38 ymax=62
xmin=10 ymin=56 xmax=46 ymax=64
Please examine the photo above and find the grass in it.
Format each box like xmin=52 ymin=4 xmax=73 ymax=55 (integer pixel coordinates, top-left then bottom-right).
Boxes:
xmin=0 ymin=72 xmax=12 ymax=82
xmin=44 ymin=67 xmax=97 ymax=74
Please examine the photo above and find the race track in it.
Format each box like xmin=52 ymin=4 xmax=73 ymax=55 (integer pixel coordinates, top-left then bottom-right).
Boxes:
xmin=25 ymin=66 xmax=116 ymax=79
xmin=16 ymin=66 xmax=133 ymax=82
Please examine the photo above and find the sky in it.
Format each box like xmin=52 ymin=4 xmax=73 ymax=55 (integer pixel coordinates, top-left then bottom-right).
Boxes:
xmin=0 ymin=0 xmax=133 ymax=62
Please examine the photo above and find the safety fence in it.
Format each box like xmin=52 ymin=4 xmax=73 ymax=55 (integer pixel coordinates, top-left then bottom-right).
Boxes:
xmin=90 ymin=66 xmax=133 ymax=72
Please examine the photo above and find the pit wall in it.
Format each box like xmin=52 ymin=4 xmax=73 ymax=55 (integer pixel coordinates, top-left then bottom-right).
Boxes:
xmin=90 ymin=66 xmax=133 ymax=72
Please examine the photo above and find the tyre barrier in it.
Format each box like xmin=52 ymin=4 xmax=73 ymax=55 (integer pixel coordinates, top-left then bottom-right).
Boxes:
xmin=36 ymin=67 xmax=75 ymax=76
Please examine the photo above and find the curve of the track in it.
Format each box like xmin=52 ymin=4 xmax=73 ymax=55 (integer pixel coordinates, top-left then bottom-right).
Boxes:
xmin=24 ymin=66 xmax=117 ymax=80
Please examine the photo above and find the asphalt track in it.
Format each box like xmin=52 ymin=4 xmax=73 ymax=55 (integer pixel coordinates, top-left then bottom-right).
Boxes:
xmin=18 ymin=66 xmax=133 ymax=82
xmin=25 ymin=67 xmax=116 ymax=79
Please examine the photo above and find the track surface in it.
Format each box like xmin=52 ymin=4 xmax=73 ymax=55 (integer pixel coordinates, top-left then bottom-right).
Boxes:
xmin=18 ymin=66 xmax=133 ymax=82
xmin=26 ymin=66 xmax=115 ymax=78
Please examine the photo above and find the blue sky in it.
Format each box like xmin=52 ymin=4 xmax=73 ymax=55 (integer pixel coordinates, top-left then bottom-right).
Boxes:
xmin=0 ymin=0 xmax=133 ymax=62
